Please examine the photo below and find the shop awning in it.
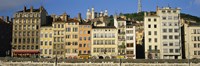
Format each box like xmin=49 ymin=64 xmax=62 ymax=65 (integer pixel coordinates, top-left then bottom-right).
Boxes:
xmin=13 ymin=50 xmax=40 ymax=54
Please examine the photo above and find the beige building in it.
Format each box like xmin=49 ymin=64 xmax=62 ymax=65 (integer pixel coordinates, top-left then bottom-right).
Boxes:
xmin=91 ymin=26 xmax=118 ymax=59
xmin=184 ymin=22 xmax=200 ymax=59
xmin=78 ymin=23 xmax=92 ymax=59
xmin=12 ymin=6 xmax=48 ymax=57
xmin=144 ymin=7 xmax=182 ymax=59
xmin=65 ymin=19 xmax=79 ymax=59
xmin=40 ymin=26 xmax=53 ymax=58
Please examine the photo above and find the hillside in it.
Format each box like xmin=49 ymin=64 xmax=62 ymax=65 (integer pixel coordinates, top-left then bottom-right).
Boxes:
xmin=123 ymin=12 xmax=200 ymax=22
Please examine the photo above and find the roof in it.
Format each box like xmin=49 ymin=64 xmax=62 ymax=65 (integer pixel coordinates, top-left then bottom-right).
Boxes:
xmin=188 ymin=22 xmax=200 ymax=27
xmin=79 ymin=22 xmax=91 ymax=25
xmin=92 ymin=26 xmax=116 ymax=29
xmin=117 ymin=18 xmax=126 ymax=21
xmin=17 ymin=9 xmax=40 ymax=12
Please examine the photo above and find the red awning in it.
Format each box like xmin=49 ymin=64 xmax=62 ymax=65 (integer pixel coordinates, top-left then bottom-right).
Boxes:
xmin=13 ymin=50 xmax=40 ymax=54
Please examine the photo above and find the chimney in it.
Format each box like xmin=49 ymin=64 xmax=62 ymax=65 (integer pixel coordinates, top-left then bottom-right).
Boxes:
xmin=144 ymin=12 xmax=147 ymax=16
xmin=30 ymin=6 xmax=33 ymax=12
xmin=6 ymin=16 xmax=9 ymax=22
xmin=40 ymin=6 xmax=44 ymax=12
xmin=78 ymin=13 xmax=82 ymax=22
xmin=0 ymin=16 xmax=4 ymax=20
xmin=23 ymin=6 xmax=26 ymax=12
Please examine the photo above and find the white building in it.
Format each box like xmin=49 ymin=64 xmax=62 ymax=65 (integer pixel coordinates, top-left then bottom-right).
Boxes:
xmin=184 ymin=22 xmax=200 ymax=59
xmin=91 ymin=26 xmax=118 ymax=59
xmin=126 ymin=23 xmax=136 ymax=59
xmin=114 ymin=17 xmax=136 ymax=59
xmin=144 ymin=7 xmax=182 ymax=59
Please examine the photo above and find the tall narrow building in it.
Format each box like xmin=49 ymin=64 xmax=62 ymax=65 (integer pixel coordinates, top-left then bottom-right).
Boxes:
xmin=144 ymin=7 xmax=181 ymax=59
xmin=12 ymin=6 xmax=48 ymax=57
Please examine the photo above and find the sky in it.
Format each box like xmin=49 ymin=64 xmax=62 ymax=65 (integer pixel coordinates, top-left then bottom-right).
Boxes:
xmin=0 ymin=0 xmax=200 ymax=19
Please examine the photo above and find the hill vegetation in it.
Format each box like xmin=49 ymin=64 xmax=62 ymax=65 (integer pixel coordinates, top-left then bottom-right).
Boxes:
xmin=123 ymin=12 xmax=200 ymax=22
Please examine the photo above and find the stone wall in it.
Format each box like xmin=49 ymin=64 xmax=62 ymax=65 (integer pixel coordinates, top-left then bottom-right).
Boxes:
xmin=1 ymin=61 xmax=200 ymax=66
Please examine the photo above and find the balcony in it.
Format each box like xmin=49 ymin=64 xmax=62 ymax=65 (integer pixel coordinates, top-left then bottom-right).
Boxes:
xmin=119 ymin=32 xmax=125 ymax=35
xmin=118 ymin=38 xmax=125 ymax=41
xmin=148 ymin=50 xmax=160 ymax=53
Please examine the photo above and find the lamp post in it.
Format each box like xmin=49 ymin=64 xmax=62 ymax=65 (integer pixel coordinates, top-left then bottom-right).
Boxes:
xmin=188 ymin=43 xmax=190 ymax=66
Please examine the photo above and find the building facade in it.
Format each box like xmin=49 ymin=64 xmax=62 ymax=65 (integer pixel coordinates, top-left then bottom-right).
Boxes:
xmin=114 ymin=18 xmax=127 ymax=58
xmin=40 ymin=26 xmax=53 ymax=58
xmin=126 ymin=24 xmax=136 ymax=59
xmin=144 ymin=14 xmax=161 ymax=59
xmin=91 ymin=26 xmax=118 ymax=59
xmin=184 ymin=22 xmax=200 ymax=59
xmin=144 ymin=7 xmax=182 ymax=59
xmin=65 ymin=19 xmax=79 ymax=59
xmin=78 ymin=23 xmax=92 ymax=59
xmin=12 ymin=6 xmax=48 ymax=57
xmin=0 ymin=16 xmax=12 ymax=57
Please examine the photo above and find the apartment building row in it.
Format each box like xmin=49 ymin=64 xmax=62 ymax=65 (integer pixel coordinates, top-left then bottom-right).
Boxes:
xmin=11 ymin=6 xmax=200 ymax=59
xmin=11 ymin=6 xmax=136 ymax=59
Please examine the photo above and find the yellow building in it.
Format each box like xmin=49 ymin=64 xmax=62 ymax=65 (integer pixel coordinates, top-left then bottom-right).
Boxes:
xmin=40 ymin=26 xmax=53 ymax=58
xmin=65 ymin=19 xmax=79 ymax=59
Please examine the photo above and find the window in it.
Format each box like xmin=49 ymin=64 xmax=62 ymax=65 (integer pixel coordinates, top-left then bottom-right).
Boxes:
xmin=154 ymin=19 xmax=157 ymax=22
xmin=148 ymin=31 xmax=151 ymax=35
xmin=168 ymin=23 xmax=172 ymax=26
xmin=162 ymin=17 xmax=167 ymax=20
xmin=73 ymin=28 xmax=78 ymax=32
xmin=154 ymin=38 xmax=157 ymax=42
xmin=49 ymin=41 xmax=52 ymax=45
xmin=83 ymin=44 xmax=86 ymax=47
xmin=154 ymin=31 xmax=157 ymax=35
xmin=169 ymin=42 xmax=173 ymax=46
xmin=174 ymin=29 xmax=179 ymax=32
xmin=79 ymin=37 xmax=82 ymax=41
xmin=66 ymin=27 xmax=71 ymax=32
xmin=194 ymin=43 xmax=197 ymax=48
xmin=88 ymin=37 xmax=90 ymax=40
xmin=169 ymin=49 xmax=173 ymax=53
xmin=66 ymin=49 xmax=70 ymax=53
xmin=80 ymin=30 xmax=82 ymax=34
xmin=198 ymin=51 xmax=200 ymax=55
xmin=162 ymin=22 xmax=167 ymax=26
xmin=154 ymin=25 xmax=157 ymax=28
xmin=163 ymin=29 xmax=167 ymax=33
xmin=148 ymin=25 xmax=151 ymax=28
xmin=175 ymin=35 xmax=179 ymax=39
xmin=163 ymin=35 xmax=167 ymax=39
xmin=79 ymin=44 xmax=82 ymax=47
xmin=148 ymin=18 xmax=151 ymax=21
xmin=155 ymin=46 xmax=157 ymax=50
xmin=66 ymin=35 xmax=70 ymax=39
xmin=169 ymin=29 xmax=173 ymax=33
xmin=194 ymin=51 xmax=197 ymax=55
xmin=149 ymin=45 xmax=152 ymax=51
xmin=84 ymin=37 xmax=86 ymax=40
xmin=88 ymin=31 xmax=90 ymax=34
xmin=148 ymin=38 xmax=151 ymax=42
xmin=175 ymin=49 xmax=179 ymax=53
xmin=169 ymin=35 xmax=173 ymax=39
xmin=163 ymin=42 xmax=168 ymax=46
